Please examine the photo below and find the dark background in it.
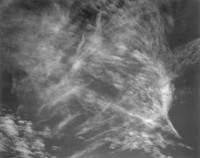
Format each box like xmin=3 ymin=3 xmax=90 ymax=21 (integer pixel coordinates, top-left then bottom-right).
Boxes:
xmin=168 ymin=0 xmax=200 ymax=157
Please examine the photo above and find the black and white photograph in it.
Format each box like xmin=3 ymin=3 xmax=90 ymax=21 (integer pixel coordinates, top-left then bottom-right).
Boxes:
xmin=0 ymin=0 xmax=199 ymax=158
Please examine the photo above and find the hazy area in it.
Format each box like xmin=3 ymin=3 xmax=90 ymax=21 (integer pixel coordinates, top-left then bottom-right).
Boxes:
xmin=0 ymin=0 xmax=199 ymax=158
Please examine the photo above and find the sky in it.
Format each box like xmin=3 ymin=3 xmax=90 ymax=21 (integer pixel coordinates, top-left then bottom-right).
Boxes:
xmin=0 ymin=0 xmax=199 ymax=158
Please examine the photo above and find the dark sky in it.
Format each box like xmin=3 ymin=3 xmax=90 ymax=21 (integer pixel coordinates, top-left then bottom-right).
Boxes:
xmin=167 ymin=0 xmax=200 ymax=157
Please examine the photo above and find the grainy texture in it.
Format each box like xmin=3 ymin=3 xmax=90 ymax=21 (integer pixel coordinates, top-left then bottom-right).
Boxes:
xmin=0 ymin=0 xmax=199 ymax=158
